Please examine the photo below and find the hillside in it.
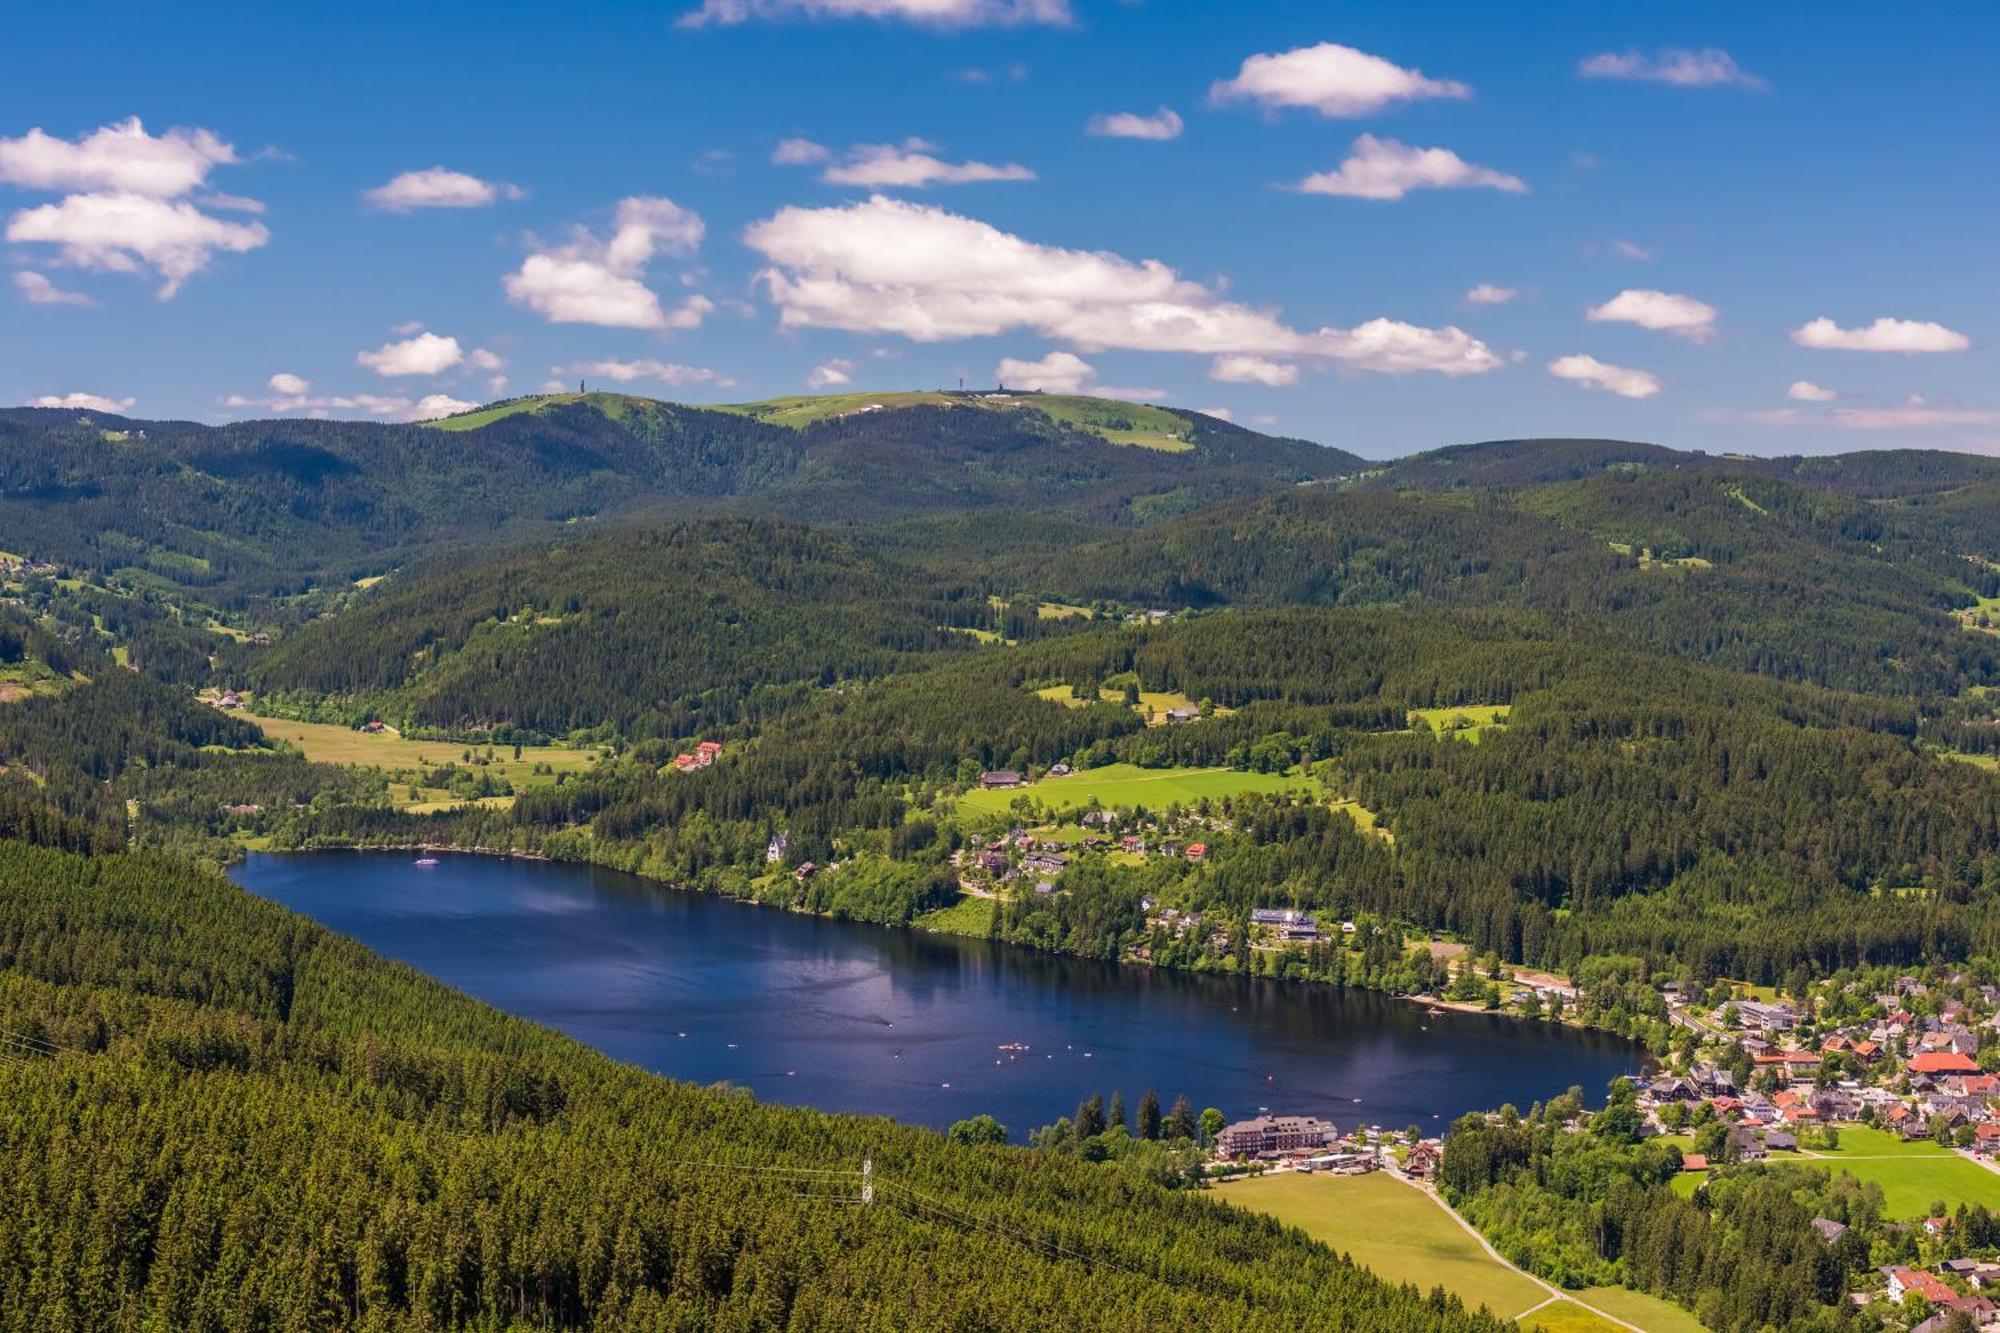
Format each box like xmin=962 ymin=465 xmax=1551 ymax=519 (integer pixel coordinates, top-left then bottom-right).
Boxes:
xmin=0 ymin=836 xmax=1511 ymax=1332
xmin=0 ymin=392 xmax=1355 ymax=603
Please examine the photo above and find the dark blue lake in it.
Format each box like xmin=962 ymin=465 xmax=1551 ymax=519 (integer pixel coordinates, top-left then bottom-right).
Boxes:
xmin=232 ymin=850 xmax=1641 ymax=1134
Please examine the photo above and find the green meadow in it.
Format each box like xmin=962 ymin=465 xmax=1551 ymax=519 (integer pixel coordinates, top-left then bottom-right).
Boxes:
xmin=956 ymin=762 xmax=1309 ymax=818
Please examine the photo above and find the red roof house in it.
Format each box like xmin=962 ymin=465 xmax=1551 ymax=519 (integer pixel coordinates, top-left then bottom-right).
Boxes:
xmin=1910 ymin=1052 xmax=1981 ymax=1076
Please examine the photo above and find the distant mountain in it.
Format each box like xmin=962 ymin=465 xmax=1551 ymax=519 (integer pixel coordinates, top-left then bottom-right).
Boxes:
xmin=0 ymin=392 xmax=1358 ymax=601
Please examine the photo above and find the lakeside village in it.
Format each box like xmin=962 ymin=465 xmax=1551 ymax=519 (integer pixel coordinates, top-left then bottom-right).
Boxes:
xmin=1194 ymin=973 xmax=2000 ymax=1329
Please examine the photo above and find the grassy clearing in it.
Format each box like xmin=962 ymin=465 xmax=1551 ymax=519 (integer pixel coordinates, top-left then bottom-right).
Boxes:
xmin=914 ymin=895 xmax=997 ymax=936
xmin=718 ymin=390 xmax=1190 ymax=449
xmin=1569 ymin=1287 xmax=1707 ymax=1333
xmin=1957 ymin=592 xmax=2000 ymax=635
xmin=1606 ymin=541 xmax=1713 ymax=571
xmin=1408 ymin=705 xmax=1510 ymax=743
xmin=957 ymin=762 xmax=1309 ymax=819
xmin=1673 ymin=1127 xmax=2000 ymax=1218
xmin=1524 ymin=1301 xmax=1627 ymax=1333
xmin=245 ymin=713 xmax=599 ymax=811
xmin=1032 ymin=682 xmax=1212 ymax=724
xmin=1216 ymin=1173 xmax=1546 ymax=1318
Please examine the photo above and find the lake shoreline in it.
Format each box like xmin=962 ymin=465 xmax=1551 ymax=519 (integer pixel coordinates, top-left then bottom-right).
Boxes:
xmin=245 ymin=836 xmax=1643 ymax=1056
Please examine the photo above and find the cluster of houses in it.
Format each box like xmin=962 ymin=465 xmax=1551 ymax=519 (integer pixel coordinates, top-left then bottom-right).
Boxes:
xmin=1643 ymin=977 xmax=2000 ymax=1162
xmin=959 ymin=813 xmax=1216 ymax=900
xmin=671 ymin=740 xmax=724 ymax=773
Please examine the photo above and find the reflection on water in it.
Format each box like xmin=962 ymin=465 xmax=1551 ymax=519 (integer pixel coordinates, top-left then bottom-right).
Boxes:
xmin=233 ymin=850 xmax=1641 ymax=1132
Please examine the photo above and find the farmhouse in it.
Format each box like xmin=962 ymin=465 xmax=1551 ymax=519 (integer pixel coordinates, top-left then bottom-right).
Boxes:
xmin=981 ymin=770 xmax=1024 ymax=789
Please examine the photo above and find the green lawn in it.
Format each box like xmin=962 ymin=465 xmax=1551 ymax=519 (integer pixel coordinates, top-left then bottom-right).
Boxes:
xmin=1676 ymin=1127 xmax=2000 ymax=1218
xmin=956 ymin=762 xmax=1309 ymax=818
xmin=1524 ymin=1302 xmax=1628 ymax=1333
xmin=1216 ymin=1173 xmax=1547 ymax=1319
xmin=1408 ymin=704 xmax=1510 ymax=743
xmin=1572 ymin=1287 xmax=1708 ymax=1333
xmin=913 ymin=895 xmax=997 ymax=936
xmin=715 ymin=390 xmax=1190 ymax=449
xmin=244 ymin=712 xmax=599 ymax=812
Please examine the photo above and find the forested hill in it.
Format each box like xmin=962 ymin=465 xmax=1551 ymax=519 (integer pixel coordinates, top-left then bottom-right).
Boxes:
xmin=0 ymin=391 xmax=1354 ymax=600
xmin=0 ymin=836 xmax=1510 ymax=1332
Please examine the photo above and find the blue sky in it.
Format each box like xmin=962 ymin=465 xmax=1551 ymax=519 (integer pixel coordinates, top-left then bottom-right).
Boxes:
xmin=5 ymin=0 xmax=1997 ymax=458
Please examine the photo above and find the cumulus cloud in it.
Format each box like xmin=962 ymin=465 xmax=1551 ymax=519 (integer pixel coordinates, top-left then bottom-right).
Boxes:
xmin=1466 ymin=283 xmax=1516 ymax=305
xmin=806 ymin=358 xmax=854 ymax=388
xmin=1548 ymin=354 xmax=1660 ymax=399
xmin=1086 ymin=108 xmax=1184 ymax=141
xmin=0 ymin=117 xmax=266 ymax=297
xmin=504 ymin=196 xmax=707 ymax=329
xmin=556 ymin=358 xmax=736 ymax=388
xmin=1294 ymin=135 xmax=1525 ymax=201
xmin=1211 ymin=42 xmax=1470 ymax=118
xmin=28 ymin=391 xmax=134 ymax=413
xmin=13 ymin=270 xmax=93 ymax=305
xmin=364 ymin=167 xmax=523 ymax=211
xmin=412 ymin=394 xmax=478 ymax=419
xmin=1787 ymin=380 xmax=1836 ymax=402
xmin=1612 ymin=239 xmax=1654 ymax=261
xmin=0 ymin=117 xmax=238 ymax=196
xmin=1791 ymin=316 xmax=1970 ymax=354
xmin=1194 ymin=406 xmax=1234 ymax=421
xmin=773 ymin=138 xmax=832 ymax=165
xmin=268 ymin=372 xmax=310 ymax=396
xmin=1587 ymin=288 xmax=1718 ymax=342
xmin=794 ymin=139 xmax=1034 ymax=187
xmin=1580 ymin=48 xmax=1766 ymax=90
xmin=744 ymin=195 xmax=1502 ymax=376
xmin=357 ymin=330 xmax=465 ymax=377
xmin=993 ymin=351 xmax=1163 ymax=400
xmin=997 ymin=350 xmax=1093 ymax=393
xmin=6 ymin=191 xmax=267 ymax=298
xmin=681 ymin=0 xmax=1069 ymax=25
xmin=1209 ymin=354 xmax=1298 ymax=386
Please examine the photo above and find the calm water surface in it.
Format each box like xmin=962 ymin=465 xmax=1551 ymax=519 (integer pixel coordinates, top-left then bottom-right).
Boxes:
xmin=233 ymin=850 xmax=1640 ymax=1133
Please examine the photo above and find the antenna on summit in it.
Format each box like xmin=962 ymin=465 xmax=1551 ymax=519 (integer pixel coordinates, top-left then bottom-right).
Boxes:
xmin=579 ymin=379 xmax=585 ymax=394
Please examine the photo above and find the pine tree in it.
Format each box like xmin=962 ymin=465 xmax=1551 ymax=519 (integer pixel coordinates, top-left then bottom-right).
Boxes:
xmin=1137 ymin=1089 xmax=1162 ymax=1141
xmin=1167 ymin=1094 xmax=1197 ymax=1141
xmin=1107 ymin=1090 xmax=1126 ymax=1134
xmin=1075 ymin=1093 xmax=1106 ymax=1139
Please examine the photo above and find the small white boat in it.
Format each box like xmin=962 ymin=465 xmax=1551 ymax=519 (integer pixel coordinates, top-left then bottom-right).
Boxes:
xmin=414 ymin=857 xmax=440 ymax=867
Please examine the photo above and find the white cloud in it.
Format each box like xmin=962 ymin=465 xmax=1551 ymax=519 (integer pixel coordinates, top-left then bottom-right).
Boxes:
xmin=0 ymin=118 xmax=237 ymax=196
xmin=680 ymin=0 xmax=1070 ymax=26
xmin=1194 ymin=406 xmax=1234 ymax=421
xmin=268 ymin=372 xmax=310 ymax=395
xmin=0 ymin=118 xmax=266 ymax=297
xmin=1086 ymin=108 xmax=1184 ymax=141
xmin=773 ymin=138 xmax=832 ymax=165
xmin=555 ymin=358 xmax=737 ymax=388
xmin=412 ymin=394 xmax=479 ymax=420
xmin=993 ymin=351 xmax=1163 ymax=400
xmin=504 ymin=196 xmax=706 ymax=328
xmin=6 ymin=191 xmax=268 ymax=297
xmin=1294 ymin=135 xmax=1526 ymax=201
xmin=364 ymin=167 xmax=523 ymax=211
xmin=1586 ymin=288 xmax=1718 ymax=342
xmin=1791 ymin=316 xmax=1970 ymax=354
xmin=744 ymin=195 xmax=1502 ymax=376
xmin=467 ymin=347 xmax=505 ymax=372
xmin=1209 ymin=354 xmax=1298 ymax=386
xmin=1548 ymin=354 xmax=1660 ymax=399
xmin=1787 ymin=380 xmax=1836 ymax=402
xmin=1580 ymin=48 xmax=1766 ymax=90
xmin=811 ymin=139 xmax=1035 ymax=188
xmin=28 ymin=391 xmax=133 ymax=413
xmin=997 ymin=350 xmax=1093 ymax=393
xmin=1466 ymin=283 xmax=1516 ymax=305
xmin=807 ymin=358 xmax=855 ymax=388
xmin=13 ymin=270 xmax=93 ymax=305
xmin=1211 ymin=42 xmax=1470 ymax=118
xmin=357 ymin=331 xmax=465 ymax=377
xmin=1612 ymin=239 xmax=1654 ymax=261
